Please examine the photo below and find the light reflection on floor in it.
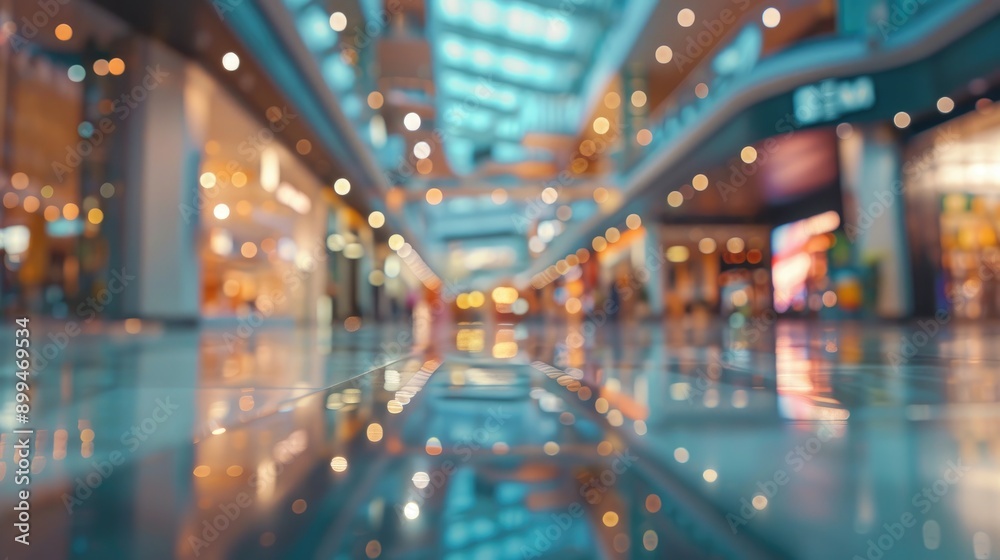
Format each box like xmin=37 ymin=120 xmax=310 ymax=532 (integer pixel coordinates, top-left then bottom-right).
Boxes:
xmin=1 ymin=318 xmax=999 ymax=559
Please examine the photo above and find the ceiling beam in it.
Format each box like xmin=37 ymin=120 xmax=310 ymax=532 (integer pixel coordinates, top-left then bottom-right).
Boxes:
xmin=435 ymin=23 xmax=586 ymax=61
xmin=436 ymin=63 xmax=580 ymax=94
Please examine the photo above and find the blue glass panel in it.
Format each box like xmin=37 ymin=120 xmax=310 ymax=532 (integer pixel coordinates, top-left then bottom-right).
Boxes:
xmin=297 ymin=5 xmax=337 ymax=52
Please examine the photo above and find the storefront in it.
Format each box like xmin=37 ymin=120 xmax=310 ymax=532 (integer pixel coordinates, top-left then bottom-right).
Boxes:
xmin=771 ymin=211 xmax=855 ymax=316
xmin=658 ymin=225 xmax=772 ymax=320
xmin=904 ymin=103 xmax=1000 ymax=319
xmin=0 ymin=1 xmax=375 ymax=324
xmin=0 ymin=3 xmax=132 ymax=317
xmin=194 ymin=78 xmax=328 ymax=323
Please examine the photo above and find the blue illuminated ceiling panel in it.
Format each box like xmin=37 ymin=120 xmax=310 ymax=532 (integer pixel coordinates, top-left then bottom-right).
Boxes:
xmin=428 ymin=0 xmax=629 ymax=174
xmin=268 ymin=0 xmax=653 ymax=280
xmin=281 ymin=0 xmax=381 ymax=149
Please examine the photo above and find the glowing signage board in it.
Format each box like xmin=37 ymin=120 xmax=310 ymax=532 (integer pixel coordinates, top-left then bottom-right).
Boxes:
xmin=793 ymin=76 xmax=875 ymax=125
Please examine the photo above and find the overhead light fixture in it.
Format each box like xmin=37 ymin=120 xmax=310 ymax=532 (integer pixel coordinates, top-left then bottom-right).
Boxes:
xmin=404 ymin=112 xmax=421 ymax=131
xmin=677 ymin=8 xmax=695 ymax=27
xmin=893 ymin=111 xmax=911 ymax=129
xmin=329 ymin=12 xmax=347 ymax=32
xmin=655 ymin=45 xmax=673 ymax=64
xmin=413 ymin=141 xmax=431 ymax=159
xmin=222 ymin=52 xmax=240 ymax=71
xmin=762 ymin=7 xmax=781 ymax=28
xmin=334 ymin=178 xmax=350 ymax=195
xmin=260 ymin=148 xmax=279 ymax=192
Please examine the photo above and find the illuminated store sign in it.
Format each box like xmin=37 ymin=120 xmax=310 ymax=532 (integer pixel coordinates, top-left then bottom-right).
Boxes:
xmin=45 ymin=219 xmax=84 ymax=238
xmin=772 ymin=211 xmax=841 ymax=255
xmin=772 ymin=211 xmax=841 ymax=313
xmin=712 ymin=25 xmax=762 ymax=77
xmin=793 ymin=76 xmax=875 ymax=125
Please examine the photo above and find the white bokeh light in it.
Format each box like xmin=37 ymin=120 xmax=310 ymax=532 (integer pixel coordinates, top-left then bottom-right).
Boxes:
xmin=413 ymin=141 xmax=431 ymax=159
xmin=329 ymin=12 xmax=347 ymax=32
xmin=762 ymin=7 xmax=781 ymax=28
xmin=222 ymin=52 xmax=240 ymax=71
xmin=403 ymin=112 xmax=421 ymax=131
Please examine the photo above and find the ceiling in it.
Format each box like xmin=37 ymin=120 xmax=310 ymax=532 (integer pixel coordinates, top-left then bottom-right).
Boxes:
xmin=253 ymin=0 xmax=996 ymax=289
xmin=271 ymin=0 xmax=674 ymax=284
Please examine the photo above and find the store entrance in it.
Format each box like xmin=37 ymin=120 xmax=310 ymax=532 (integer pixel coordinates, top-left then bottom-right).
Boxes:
xmin=904 ymin=104 xmax=1000 ymax=319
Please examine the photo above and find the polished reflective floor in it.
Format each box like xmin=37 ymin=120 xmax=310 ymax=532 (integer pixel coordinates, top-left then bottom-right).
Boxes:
xmin=2 ymin=318 xmax=999 ymax=559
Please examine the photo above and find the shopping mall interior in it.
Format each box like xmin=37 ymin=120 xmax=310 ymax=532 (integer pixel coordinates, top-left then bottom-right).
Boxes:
xmin=1 ymin=0 xmax=999 ymax=558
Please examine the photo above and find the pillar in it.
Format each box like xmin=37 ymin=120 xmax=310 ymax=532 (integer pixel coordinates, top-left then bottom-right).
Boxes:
xmin=641 ymin=224 xmax=665 ymax=317
xmin=839 ymin=123 xmax=913 ymax=318
xmin=120 ymin=41 xmax=203 ymax=321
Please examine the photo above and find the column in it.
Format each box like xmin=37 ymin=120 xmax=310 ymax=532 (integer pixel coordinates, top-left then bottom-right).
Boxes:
xmin=120 ymin=41 xmax=203 ymax=321
xmin=641 ymin=223 xmax=665 ymax=317
xmin=839 ymin=123 xmax=913 ymax=318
